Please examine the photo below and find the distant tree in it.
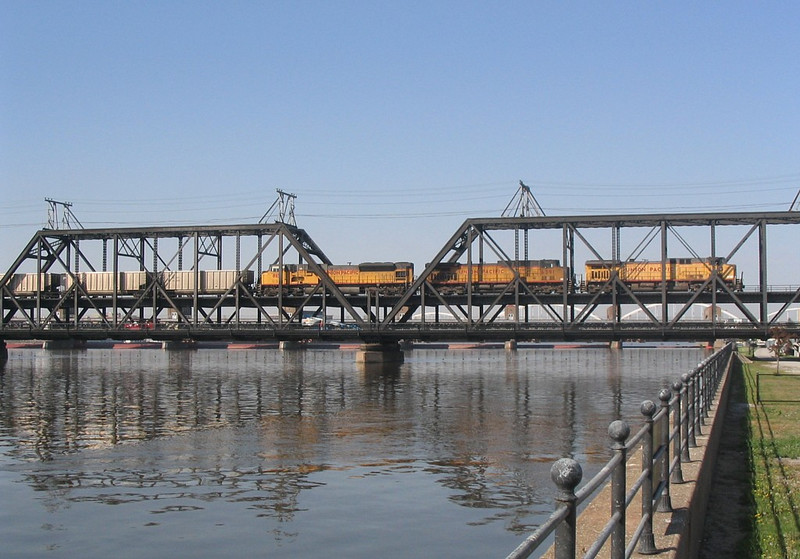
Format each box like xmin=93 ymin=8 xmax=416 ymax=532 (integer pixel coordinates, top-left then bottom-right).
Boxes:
xmin=768 ymin=326 xmax=796 ymax=375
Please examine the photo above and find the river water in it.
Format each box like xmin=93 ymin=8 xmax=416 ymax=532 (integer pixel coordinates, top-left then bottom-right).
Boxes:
xmin=0 ymin=345 xmax=707 ymax=558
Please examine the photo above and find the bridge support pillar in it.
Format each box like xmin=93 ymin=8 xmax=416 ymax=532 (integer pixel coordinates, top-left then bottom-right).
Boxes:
xmin=609 ymin=340 xmax=623 ymax=350
xmin=356 ymin=342 xmax=404 ymax=364
xmin=0 ymin=339 xmax=7 ymax=362
xmin=279 ymin=340 xmax=306 ymax=351
xmin=162 ymin=340 xmax=197 ymax=350
xmin=505 ymin=339 xmax=518 ymax=351
xmin=43 ymin=339 xmax=86 ymax=350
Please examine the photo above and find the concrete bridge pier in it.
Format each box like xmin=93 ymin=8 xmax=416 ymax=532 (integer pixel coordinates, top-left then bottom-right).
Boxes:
xmin=0 ymin=339 xmax=7 ymax=363
xmin=162 ymin=340 xmax=197 ymax=350
xmin=280 ymin=340 xmax=306 ymax=351
xmin=505 ymin=339 xmax=518 ymax=351
xmin=43 ymin=339 xmax=86 ymax=350
xmin=609 ymin=340 xmax=623 ymax=350
xmin=356 ymin=342 xmax=404 ymax=364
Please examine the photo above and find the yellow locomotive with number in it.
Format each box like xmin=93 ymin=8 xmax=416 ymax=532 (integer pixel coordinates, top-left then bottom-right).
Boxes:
xmin=583 ymin=258 xmax=742 ymax=292
xmin=427 ymin=260 xmax=570 ymax=294
xmin=258 ymin=262 xmax=414 ymax=296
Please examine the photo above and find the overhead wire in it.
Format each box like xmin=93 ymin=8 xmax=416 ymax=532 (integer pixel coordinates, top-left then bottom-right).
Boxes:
xmin=2 ymin=172 xmax=798 ymax=228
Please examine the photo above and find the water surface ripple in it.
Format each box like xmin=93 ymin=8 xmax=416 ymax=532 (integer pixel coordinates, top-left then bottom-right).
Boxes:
xmin=0 ymin=346 xmax=707 ymax=558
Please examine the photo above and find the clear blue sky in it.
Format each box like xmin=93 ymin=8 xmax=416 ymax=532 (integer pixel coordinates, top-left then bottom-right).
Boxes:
xmin=2 ymin=2 xmax=800 ymax=273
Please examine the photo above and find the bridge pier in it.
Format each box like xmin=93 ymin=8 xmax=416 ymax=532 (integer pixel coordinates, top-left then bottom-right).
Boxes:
xmin=162 ymin=340 xmax=197 ymax=350
xmin=505 ymin=339 xmax=518 ymax=351
xmin=0 ymin=339 xmax=7 ymax=363
xmin=43 ymin=339 xmax=86 ymax=350
xmin=356 ymin=342 xmax=404 ymax=364
xmin=609 ymin=340 xmax=623 ymax=350
xmin=280 ymin=340 xmax=307 ymax=351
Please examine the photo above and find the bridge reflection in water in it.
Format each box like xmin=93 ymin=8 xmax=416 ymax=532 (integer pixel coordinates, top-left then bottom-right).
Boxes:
xmin=0 ymin=345 xmax=707 ymax=558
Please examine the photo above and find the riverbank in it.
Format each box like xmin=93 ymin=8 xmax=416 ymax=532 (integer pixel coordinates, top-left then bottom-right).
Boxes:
xmin=706 ymin=350 xmax=800 ymax=558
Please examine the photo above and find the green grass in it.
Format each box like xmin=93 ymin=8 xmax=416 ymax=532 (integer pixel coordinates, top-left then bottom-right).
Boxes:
xmin=741 ymin=358 xmax=800 ymax=558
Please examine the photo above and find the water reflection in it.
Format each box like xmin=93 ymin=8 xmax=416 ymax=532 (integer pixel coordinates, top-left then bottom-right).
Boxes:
xmin=0 ymin=346 xmax=707 ymax=558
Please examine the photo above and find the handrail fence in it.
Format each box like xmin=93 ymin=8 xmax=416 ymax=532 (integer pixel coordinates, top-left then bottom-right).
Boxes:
xmin=505 ymin=342 xmax=735 ymax=559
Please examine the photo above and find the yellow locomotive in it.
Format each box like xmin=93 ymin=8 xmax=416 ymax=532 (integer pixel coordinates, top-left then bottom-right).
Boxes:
xmin=258 ymin=262 xmax=414 ymax=296
xmin=583 ymin=258 xmax=742 ymax=292
xmin=427 ymin=260 xmax=569 ymax=294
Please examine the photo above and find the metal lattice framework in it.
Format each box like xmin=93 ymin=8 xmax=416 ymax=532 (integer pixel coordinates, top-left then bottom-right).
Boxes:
xmin=2 ymin=211 xmax=800 ymax=342
xmin=381 ymin=211 xmax=800 ymax=340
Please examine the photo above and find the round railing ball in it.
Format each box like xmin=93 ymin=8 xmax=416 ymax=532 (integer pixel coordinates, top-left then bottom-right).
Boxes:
xmin=640 ymin=400 xmax=657 ymax=417
xmin=608 ymin=420 xmax=630 ymax=443
xmin=551 ymin=458 xmax=583 ymax=492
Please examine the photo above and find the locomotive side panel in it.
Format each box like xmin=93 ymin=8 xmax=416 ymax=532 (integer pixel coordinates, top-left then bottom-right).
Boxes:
xmin=259 ymin=263 xmax=413 ymax=295
xmin=586 ymin=258 xmax=740 ymax=291
xmin=428 ymin=261 xmax=567 ymax=294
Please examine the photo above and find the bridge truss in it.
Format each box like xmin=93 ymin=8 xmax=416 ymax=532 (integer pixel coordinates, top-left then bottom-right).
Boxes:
xmin=2 ymin=211 xmax=800 ymax=342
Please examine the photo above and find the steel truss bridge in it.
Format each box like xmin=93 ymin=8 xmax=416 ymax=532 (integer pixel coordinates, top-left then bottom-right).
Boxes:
xmin=2 ymin=211 xmax=800 ymax=344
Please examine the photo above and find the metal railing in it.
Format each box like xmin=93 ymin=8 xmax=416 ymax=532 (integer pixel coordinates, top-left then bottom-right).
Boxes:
xmin=505 ymin=342 xmax=735 ymax=559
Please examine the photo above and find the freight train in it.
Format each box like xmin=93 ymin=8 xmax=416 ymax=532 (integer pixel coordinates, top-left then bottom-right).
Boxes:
xmin=259 ymin=262 xmax=414 ymax=296
xmin=427 ymin=259 xmax=569 ymax=294
xmin=583 ymin=257 xmax=742 ymax=292
xmin=0 ymin=257 xmax=742 ymax=298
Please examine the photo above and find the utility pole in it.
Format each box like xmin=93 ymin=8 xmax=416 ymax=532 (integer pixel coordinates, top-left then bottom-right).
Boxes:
xmin=45 ymin=198 xmax=83 ymax=229
xmin=260 ymin=189 xmax=297 ymax=226
xmin=502 ymin=180 xmax=546 ymax=263
xmin=502 ymin=180 xmax=546 ymax=218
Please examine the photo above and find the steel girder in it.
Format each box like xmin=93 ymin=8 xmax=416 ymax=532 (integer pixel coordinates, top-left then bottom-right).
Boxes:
xmin=381 ymin=211 xmax=800 ymax=339
xmin=0 ymin=223 xmax=371 ymax=333
xmin=3 ymin=211 xmax=800 ymax=341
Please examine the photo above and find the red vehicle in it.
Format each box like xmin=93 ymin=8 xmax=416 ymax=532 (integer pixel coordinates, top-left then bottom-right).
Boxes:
xmin=124 ymin=319 xmax=155 ymax=330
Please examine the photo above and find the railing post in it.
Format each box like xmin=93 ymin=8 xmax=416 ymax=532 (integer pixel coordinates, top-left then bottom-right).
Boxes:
xmin=692 ymin=367 xmax=703 ymax=436
xmin=695 ymin=361 xmax=705 ymax=425
xmin=639 ymin=401 xmax=658 ymax=554
xmin=681 ymin=372 xmax=698 ymax=449
xmin=657 ymin=388 xmax=673 ymax=511
xmin=698 ymin=360 xmax=708 ymax=424
xmin=551 ymin=458 xmax=583 ymax=559
xmin=672 ymin=380 xmax=686 ymax=481
xmin=609 ymin=420 xmax=630 ymax=559
xmin=708 ymin=356 xmax=715 ymax=410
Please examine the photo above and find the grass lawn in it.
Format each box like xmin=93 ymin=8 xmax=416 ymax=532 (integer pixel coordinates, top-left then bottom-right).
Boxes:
xmin=740 ymin=356 xmax=800 ymax=558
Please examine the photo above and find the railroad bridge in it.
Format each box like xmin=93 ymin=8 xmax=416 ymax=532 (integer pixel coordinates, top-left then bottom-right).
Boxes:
xmin=2 ymin=211 xmax=800 ymax=359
